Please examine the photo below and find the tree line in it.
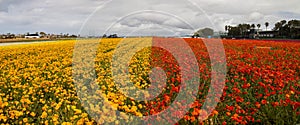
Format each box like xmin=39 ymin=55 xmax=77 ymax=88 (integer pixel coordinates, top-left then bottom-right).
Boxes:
xmin=224 ymin=19 xmax=300 ymax=39
xmin=0 ymin=32 xmax=78 ymax=39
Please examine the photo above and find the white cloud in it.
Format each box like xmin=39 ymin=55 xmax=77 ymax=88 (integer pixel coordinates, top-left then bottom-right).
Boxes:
xmin=0 ymin=0 xmax=299 ymax=35
xmin=248 ymin=12 xmax=264 ymax=22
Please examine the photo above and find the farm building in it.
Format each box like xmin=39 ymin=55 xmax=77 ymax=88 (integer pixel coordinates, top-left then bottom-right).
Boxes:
xmin=0 ymin=34 xmax=16 ymax=39
xmin=25 ymin=34 xmax=40 ymax=39
xmin=258 ymin=31 xmax=277 ymax=38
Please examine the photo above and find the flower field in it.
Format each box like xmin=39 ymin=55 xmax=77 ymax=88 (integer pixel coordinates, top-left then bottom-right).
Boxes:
xmin=0 ymin=38 xmax=299 ymax=124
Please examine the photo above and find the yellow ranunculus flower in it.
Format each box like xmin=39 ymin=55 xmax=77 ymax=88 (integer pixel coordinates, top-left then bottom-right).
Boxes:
xmin=23 ymin=118 xmax=28 ymax=123
xmin=41 ymin=111 xmax=47 ymax=119
xmin=138 ymin=104 xmax=143 ymax=109
xmin=62 ymin=122 xmax=72 ymax=125
xmin=30 ymin=112 xmax=36 ymax=117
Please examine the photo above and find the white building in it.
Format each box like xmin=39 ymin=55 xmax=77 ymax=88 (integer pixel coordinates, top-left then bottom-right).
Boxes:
xmin=25 ymin=34 xmax=40 ymax=39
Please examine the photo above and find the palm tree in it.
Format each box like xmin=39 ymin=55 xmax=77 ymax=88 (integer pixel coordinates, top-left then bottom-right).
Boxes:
xmin=246 ymin=24 xmax=251 ymax=31
xmin=265 ymin=22 xmax=269 ymax=31
xmin=250 ymin=24 xmax=256 ymax=37
xmin=273 ymin=22 xmax=282 ymax=31
xmin=257 ymin=24 xmax=261 ymax=36
xmin=228 ymin=26 xmax=232 ymax=31
xmin=257 ymin=24 xmax=261 ymax=30
xmin=241 ymin=24 xmax=250 ymax=38
xmin=227 ymin=25 xmax=232 ymax=35
xmin=251 ymin=24 xmax=256 ymax=29
xmin=281 ymin=20 xmax=287 ymax=25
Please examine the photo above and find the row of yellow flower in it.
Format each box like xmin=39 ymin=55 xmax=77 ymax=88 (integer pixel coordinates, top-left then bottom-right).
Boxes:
xmin=0 ymin=38 xmax=154 ymax=124
xmin=0 ymin=40 xmax=95 ymax=124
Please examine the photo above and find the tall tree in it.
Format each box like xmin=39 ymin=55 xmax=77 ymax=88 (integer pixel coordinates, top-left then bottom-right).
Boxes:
xmin=281 ymin=20 xmax=287 ymax=25
xmin=227 ymin=26 xmax=241 ymax=37
xmin=288 ymin=20 xmax=300 ymax=38
xmin=238 ymin=24 xmax=243 ymax=35
xmin=273 ymin=22 xmax=282 ymax=31
xmin=251 ymin=24 xmax=256 ymax=29
xmin=238 ymin=24 xmax=250 ymax=38
xmin=246 ymin=24 xmax=251 ymax=30
xmin=40 ymin=32 xmax=46 ymax=37
xmin=257 ymin=24 xmax=261 ymax=36
xmin=273 ymin=20 xmax=294 ymax=38
xmin=194 ymin=28 xmax=214 ymax=38
xmin=265 ymin=22 xmax=269 ymax=31
xmin=257 ymin=24 xmax=261 ymax=30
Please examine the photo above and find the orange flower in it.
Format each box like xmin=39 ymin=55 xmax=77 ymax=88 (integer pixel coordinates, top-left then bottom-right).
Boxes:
xmin=212 ymin=110 xmax=219 ymax=115
xmin=191 ymin=108 xmax=200 ymax=116
xmin=190 ymin=116 xmax=196 ymax=122
xmin=261 ymin=100 xmax=267 ymax=105
xmin=226 ymin=112 xmax=231 ymax=116
xmin=255 ymin=102 xmax=261 ymax=108
xmin=272 ymin=102 xmax=279 ymax=107
xmin=231 ymin=113 xmax=238 ymax=119
xmin=286 ymin=94 xmax=290 ymax=98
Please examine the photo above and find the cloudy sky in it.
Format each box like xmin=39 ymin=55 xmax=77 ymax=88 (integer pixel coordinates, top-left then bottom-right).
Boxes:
xmin=0 ymin=0 xmax=299 ymax=36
